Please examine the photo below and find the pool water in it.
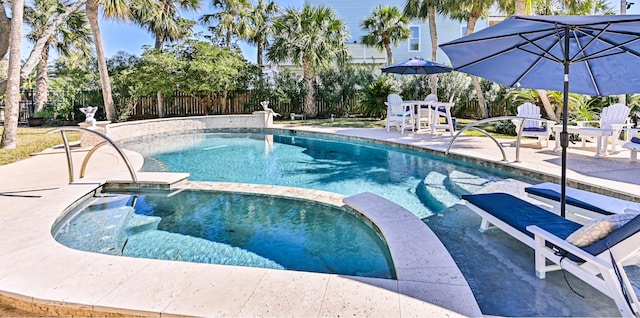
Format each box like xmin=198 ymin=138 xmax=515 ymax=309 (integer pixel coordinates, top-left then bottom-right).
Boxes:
xmin=126 ymin=132 xmax=524 ymax=219
xmin=53 ymin=189 xmax=395 ymax=279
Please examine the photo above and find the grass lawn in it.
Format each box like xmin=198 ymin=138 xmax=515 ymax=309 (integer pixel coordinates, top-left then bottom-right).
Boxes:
xmin=0 ymin=117 xmax=515 ymax=166
xmin=0 ymin=127 xmax=80 ymax=166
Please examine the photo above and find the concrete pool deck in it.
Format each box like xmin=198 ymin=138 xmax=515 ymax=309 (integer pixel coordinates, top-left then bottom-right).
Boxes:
xmin=1 ymin=124 xmax=639 ymax=316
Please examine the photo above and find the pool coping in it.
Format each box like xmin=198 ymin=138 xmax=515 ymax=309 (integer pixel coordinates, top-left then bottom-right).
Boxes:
xmin=0 ymin=174 xmax=481 ymax=317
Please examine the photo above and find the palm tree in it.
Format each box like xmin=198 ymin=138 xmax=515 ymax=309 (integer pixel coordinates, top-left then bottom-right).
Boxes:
xmin=0 ymin=0 xmax=86 ymax=96
xmin=85 ymin=0 xmax=135 ymax=121
xmin=403 ymin=0 xmax=444 ymax=94
xmin=245 ymin=0 xmax=279 ymax=67
xmin=131 ymin=0 xmax=199 ymax=117
xmin=132 ymin=0 xmax=198 ymax=51
xmin=267 ymin=4 xmax=349 ymax=117
xmin=25 ymin=0 xmax=93 ymax=113
xmin=200 ymin=0 xmax=252 ymax=48
xmin=403 ymin=0 xmax=442 ymax=64
xmin=1 ymin=0 xmax=24 ymax=149
xmin=360 ymin=5 xmax=411 ymax=65
xmin=441 ymin=0 xmax=494 ymax=118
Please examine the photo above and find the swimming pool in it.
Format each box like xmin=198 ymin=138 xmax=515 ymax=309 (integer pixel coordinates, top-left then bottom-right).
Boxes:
xmin=52 ymin=188 xmax=395 ymax=279
xmin=124 ymin=131 xmax=529 ymax=219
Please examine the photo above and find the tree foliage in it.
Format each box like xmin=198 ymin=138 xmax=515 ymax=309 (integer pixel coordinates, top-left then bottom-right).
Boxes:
xmin=359 ymin=77 xmax=397 ymax=118
xmin=360 ymin=5 xmax=411 ymax=65
xmin=267 ymin=4 xmax=349 ymax=117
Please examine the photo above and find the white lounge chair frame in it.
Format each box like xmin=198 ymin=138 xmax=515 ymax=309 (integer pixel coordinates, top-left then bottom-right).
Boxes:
xmin=527 ymin=225 xmax=640 ymax=318
xmin=385 ymin=94 xmax=414 ymax=134
xmin=525 ymin=182 xmax=640 ymax=223
xmin=464 ymin=194 xmax=640 ymax=317
xmin=511 ymin=102 xmax=552 ymax=148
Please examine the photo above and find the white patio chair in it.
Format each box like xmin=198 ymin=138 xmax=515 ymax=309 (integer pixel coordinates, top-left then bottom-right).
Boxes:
xmin=511 ymin=102 xmax=552 ymax=148
xmin=417 ymin=93 xmax=438 ymax=130
xmin=576 ymin=103 xmax=631 ymax=153
xmin=429 ymin=93 xmax=456 ymax=136
xmin=385 ymin=94 xmax=414 ymax=134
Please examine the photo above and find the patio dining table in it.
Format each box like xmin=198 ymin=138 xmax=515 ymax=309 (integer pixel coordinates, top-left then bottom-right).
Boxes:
xmin=551 ymin=124 xmax=613 ymax=158
xmin=402 ymin=100 xmax=455 ymax=134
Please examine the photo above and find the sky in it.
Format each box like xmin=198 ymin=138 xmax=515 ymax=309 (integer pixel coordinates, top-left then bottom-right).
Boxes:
xmin=21 ymin=0 xmax=640 ymax=64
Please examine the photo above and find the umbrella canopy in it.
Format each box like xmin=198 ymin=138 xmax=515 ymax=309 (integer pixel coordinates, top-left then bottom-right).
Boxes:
xmin=440 ymin=15 xmax=640 ymax=216
xmin=381 ymin=57 xmax=452 ymax=75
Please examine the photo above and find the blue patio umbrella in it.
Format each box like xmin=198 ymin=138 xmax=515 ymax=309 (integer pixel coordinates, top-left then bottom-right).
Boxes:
xmin=381 ymin=57 xmax=452 ymax=75
xmin=439 ymin=15 xmax=640 ymax=217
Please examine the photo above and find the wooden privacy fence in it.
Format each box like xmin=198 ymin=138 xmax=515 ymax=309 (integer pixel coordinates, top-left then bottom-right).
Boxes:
xmin=126 ymin=90 xmax=363 ymax=119
xmin=0 ymin=89 xmax=509 ymax=122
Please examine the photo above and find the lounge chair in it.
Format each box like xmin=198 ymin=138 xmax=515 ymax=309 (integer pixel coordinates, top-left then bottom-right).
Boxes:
xmin=385 ymin=94 xmax=414 ymax=134
xmin=525 ymin=182 xmax=640 ymax=222
xmin=462 ymin=192 xmax=640 ymax=317
xmin=511 ymin=102 xmax=553 ymax=148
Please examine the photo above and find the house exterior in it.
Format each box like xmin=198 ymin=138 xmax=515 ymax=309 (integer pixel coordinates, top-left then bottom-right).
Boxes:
xmin=274 ymin=0 xmax=502 ymax=69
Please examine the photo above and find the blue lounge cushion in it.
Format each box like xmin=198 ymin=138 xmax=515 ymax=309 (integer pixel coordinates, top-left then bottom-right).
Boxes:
xmin=464 ymin=192 xmax=640 ymax=262
xmin=462 ymin=193 xmax=581 ymax=240
xmin=523 ymin=127 xmax=547 ymax=132
xmin=632 ymin=136 xmax=640 ymax=144
xmin=524 ymin=186 xmax=613 ymax=215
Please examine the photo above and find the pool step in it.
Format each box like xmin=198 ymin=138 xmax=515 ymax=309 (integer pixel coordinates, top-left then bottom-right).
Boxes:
xmin=123 ymin=214 xmax=162 ymax=236
xmin=53 ymin=206 xmax=135 ymax=255
xmin=416 ymin=171 xmax=493 ymax=214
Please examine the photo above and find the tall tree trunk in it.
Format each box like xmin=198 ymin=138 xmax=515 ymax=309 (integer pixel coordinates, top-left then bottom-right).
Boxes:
xmin=35 ymin=44 xmax=50 ymax=112
xmin=155 ymin=35 xmax=165 ymax=118
xmin=257 ymin=40 xmax=264 ymax=68
xmin=537 ymin=90 xmax=557 ymax=121
xmin=157 ymin=91 xmax=165 ymax=118
xmin=0 ymin=0 xmax=86 ymax=96
xmin=302 ymin=61 xmax=316 ymax=117
xmin=383 ymin=38 xmax=393 ymax=65
xmin=515 ymin=0 xmax=526 ymax=14
xmin=428 ymin=5 xmax=438 ymax=95
xmin=466 ymin=15 xmax=488 ymax=118
xmin=1 ymin=0 xmax=24 ymax=149
xmin=513 ymin=1 xmax=555 ymax=120
xmin=0 ymin=4 xmax=11 ymax=61
xmin=86 ymin=0 xmax=117 ymax=121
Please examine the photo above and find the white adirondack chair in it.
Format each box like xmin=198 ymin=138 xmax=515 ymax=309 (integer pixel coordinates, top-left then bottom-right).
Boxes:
xmin=511 ymin=102 xmax=552 ymax=148
xmin=385 ymin=94 xmax=414 ymax=134
xmin=417 ymin=93 xmax=438 ymax=130
xmin=576 ymin=103 xmax=631 ymax=153
xmin=429 ymin=93 xmax=456 ymax=136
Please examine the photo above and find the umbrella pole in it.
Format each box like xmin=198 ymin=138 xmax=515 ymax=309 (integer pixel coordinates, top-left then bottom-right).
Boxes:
xmin=560 ymin=27 xmax=570 ymax=218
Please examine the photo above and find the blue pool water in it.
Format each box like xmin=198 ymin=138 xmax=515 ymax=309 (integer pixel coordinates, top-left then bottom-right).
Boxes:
xmin=53 ymin=189 xmax=395 ymax=279
xmin=127 ymin=131 xmax=526 ymax=219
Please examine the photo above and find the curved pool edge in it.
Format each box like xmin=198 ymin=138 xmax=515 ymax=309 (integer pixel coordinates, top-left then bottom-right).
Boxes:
xmin=0 ymin=176 xmax=481 ymax=317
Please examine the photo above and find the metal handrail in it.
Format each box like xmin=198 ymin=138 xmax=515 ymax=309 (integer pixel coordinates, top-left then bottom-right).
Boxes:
xmin=445 ymin=116 xmax=555 ymax=162
xmin=48 ymin=127 xmax=138 ymax=183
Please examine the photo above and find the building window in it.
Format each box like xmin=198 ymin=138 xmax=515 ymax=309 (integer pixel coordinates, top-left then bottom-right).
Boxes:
xmin=409 ymin=26 xmax=420 ymax=52
xmin=460 ymin=24 xmax=468 ymax=36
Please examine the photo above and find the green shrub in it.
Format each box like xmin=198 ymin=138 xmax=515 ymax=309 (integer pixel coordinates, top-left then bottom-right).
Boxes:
xmin=359 ymin=77 xmax=397 ymax=118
